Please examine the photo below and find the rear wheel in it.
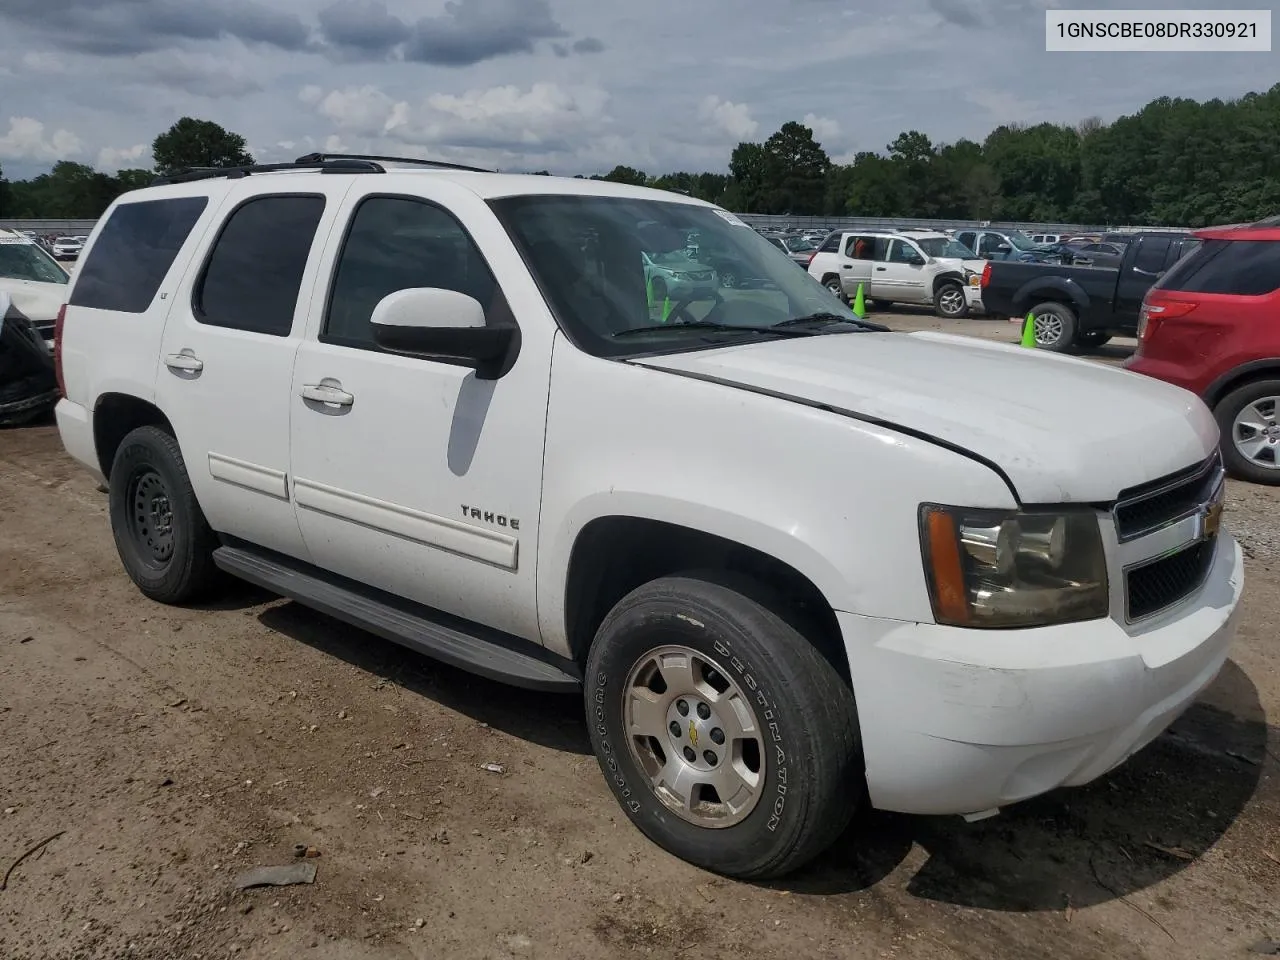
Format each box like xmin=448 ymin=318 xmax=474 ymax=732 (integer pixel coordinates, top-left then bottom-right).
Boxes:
xmin=822 ymin=275 xmax=846 ymax=301
xmin=1215 ymin=379 xmax=1280 ymax=485
xmin=108 ymin=426 xmax=224 ymax=603
xmin=585 ymin=575 xmax=862 ymax=880
xmin=1029 ymin=302 xmax=1078 ymax=352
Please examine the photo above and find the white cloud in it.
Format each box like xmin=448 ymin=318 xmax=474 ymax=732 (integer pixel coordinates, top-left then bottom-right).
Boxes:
xmin=0 ymin=117 xmax=82 ymax=162
xmin=97 ymin=143 xmax=149 ymax=171
xmin=697 ymin=96 xmax=758 ymax=140
xmin=803 ymin=113 xmax=841 ymax=142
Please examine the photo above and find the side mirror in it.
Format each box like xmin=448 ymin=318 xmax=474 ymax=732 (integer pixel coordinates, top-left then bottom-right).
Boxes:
xmin=371 ymin=288 xmax=519 ymax=381
xmin=995 ymin=243 xmax=1012 ymax=254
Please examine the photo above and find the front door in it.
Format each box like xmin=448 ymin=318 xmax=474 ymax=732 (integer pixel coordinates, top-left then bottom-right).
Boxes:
xmin=155 ymin=180 xmax=353 ymax=559
xmin=288 ymin=183 xmax=551 ymax=642
xmin=872 ymin=239 xmax=928 ymax=303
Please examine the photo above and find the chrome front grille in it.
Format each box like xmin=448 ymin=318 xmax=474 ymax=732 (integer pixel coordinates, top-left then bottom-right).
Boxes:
xmin=1113 ymin=452 xmax=1224 ymax=542
xmin=1114 ymin=452 xmax=1226 ymax=622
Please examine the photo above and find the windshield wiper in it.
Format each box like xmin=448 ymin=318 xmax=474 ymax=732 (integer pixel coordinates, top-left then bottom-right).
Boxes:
xmin=777 ymin=312 xmax=889 ymax=332
xmin=613 ymin=321 xmax=822 ymax=340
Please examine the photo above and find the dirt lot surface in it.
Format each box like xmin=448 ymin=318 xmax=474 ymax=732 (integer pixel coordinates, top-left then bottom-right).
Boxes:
xmin=1 ymin=314 xmax=1278 ymax=960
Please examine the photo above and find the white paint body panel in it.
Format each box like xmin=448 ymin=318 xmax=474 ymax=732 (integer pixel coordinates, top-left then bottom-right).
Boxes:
xmin=53 ymin=167 xmax=1243 ymax=822
xmin=641 ymin=330 xmax=1218 ymax=503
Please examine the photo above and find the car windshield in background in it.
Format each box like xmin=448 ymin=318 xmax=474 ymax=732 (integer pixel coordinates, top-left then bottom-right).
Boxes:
xmin=0 ymin=239 xmax=69 ymax=284
xmin=1007 ymin=232 xmax=1038 ymax=251
xmin=491 ymin=195 xmax=866 ymax=358
xmin=917 ymin=238 xmax=976 ymax=259
xmin=785 ymin=238 xmax=815 ymax=252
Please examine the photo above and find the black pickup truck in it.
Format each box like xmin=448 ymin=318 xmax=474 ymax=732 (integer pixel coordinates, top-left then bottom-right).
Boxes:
xmin=979 ymin=231 xmax=1200 ymax=351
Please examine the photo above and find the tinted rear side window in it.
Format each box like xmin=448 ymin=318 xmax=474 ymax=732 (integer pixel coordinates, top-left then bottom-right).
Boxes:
xmin=195 ymin=195 xmax=326 ymax=336
xmin=1156 ymin=239 xmax=1280 ymax=296
xmin=69 ymin=197 xmax=208 ymax=313
xmin=1133 ymin=237 xmax=1171 ymax=273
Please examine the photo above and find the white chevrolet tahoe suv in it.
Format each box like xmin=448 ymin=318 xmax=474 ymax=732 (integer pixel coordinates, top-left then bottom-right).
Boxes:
xmin=807 ymin=229 xmax=985 ymax=318
xmin=54 ymin=154 xmax=1242 ymax=880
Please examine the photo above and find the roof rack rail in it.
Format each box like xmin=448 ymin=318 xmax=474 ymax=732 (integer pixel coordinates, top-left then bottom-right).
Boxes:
xmin=152 ymin=157 xmax=385 ymax=186
xmin=294 ymin=152 xmax=494 ymax=173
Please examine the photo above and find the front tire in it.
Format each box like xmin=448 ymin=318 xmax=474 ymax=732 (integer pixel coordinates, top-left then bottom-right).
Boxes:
xmin=934 ymin=281 xmax=969 ymax=319
xmin=585 ymin=575 xmax=862 ymax=880
xmin=108 ymin=426 xmax=223 ymax=604
xmin=1214 ymin=379 xmax=1280 ymax=485
xmin=1029 ymin=301 xmax=1078 ymax=352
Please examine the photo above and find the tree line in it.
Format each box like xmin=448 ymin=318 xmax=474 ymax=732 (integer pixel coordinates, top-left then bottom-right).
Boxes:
xmin=3 ymin=85 xmax=1279 ymax=226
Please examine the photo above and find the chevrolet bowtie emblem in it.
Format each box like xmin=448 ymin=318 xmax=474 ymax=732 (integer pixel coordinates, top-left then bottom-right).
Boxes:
xmin=688 ymin=721 xmax=699 ymax=748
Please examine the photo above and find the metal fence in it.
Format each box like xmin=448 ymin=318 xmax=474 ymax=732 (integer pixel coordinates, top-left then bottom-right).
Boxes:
xmin=1 ymin=214 xmax=1194 ymax=236
xmin=733 ymin=214 xmax=1193 ymax=234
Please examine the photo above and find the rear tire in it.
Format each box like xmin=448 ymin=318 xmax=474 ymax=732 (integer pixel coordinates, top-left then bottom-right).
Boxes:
xmin=108 ymin=426 xmax=224 ymax=604
xmin=1214 ymin=379 xmax=1280 ymax=485
xmin=822 ymin=275 xmax=846 ymax=302
xmin=585 ymin=575 xmax=862 ymax=880
xmin=1029 ymin=302 xmax=1078 ymax=352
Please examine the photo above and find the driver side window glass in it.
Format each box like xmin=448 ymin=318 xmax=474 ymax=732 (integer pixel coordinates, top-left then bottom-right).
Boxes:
xmin=888 ymin=240 xmax=919 ymax=264
xmin=324 ymin=196 xmax=498 ymax=350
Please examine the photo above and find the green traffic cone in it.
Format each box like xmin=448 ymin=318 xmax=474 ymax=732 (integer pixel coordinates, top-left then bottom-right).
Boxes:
xmin=646 ymin=277 xmax=654 ymax=312
xmin=1021 ymin=310 xmax=1037 ymax=348
xmin=852 ymin=282 xmax=867 ymax=318
xmin=661 ymin=296 xmax=672 ymax=323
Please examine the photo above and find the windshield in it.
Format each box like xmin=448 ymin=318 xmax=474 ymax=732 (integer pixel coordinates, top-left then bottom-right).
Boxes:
xmin=784 ymin=237 xmax=815 ymax=252
xmin=1007 ymin=231 xmax=1038 ymax=251
xmin=491 ymin=195 xmax=864 ymax=357
xmin=917 ymin=237 xmax=976 ymax=259
xmin=0 ymin=238 xmax=69 ymax=284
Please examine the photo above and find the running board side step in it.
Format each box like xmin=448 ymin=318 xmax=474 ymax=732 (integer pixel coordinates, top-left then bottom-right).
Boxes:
xmin=212 ymin=544 xmax=582 ymax=693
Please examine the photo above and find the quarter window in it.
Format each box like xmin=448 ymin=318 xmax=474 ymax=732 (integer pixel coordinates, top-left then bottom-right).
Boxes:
xmin=195 ymin=195 xmax=325 ymax=336
xmin=70 ymin=197 xmax=208 ymax=313
xmin=325 ymin=196 xmax=498 ymax=349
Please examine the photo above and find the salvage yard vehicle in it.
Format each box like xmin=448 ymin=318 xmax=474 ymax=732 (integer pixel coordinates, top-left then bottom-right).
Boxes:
xmin=0 ymin=227 xmax=69 ymax=351
xmin=979 ymin=231 xmax=1202 ymax=351
xmin=1126 ymin=220 xmax=1280 ymax=485
xmin=54 ymin=155 xmax=1242 ymax=880
xmin=0 ymin=292 xmax=60 ymax=426
xmin=807 ymin=229 xmax=984 ymax=317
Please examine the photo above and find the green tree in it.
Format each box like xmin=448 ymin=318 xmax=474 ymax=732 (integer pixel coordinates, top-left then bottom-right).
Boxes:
xmin=0 ymin=161 xmax=10 ymax=218
xmin=728 ymin=142 xmax=771 ymax=212
xmin=597 ymin=165 xmax=648 ymax=186
xmin=152 ymin=117 xmax=254 ymax=176
xmin=115 ymin=169 xmax=155 ymax=193
xmin=761 ymin=121 xmax=830 ymax=214
xmin=7 ymin=162 xmax=122 ymax=217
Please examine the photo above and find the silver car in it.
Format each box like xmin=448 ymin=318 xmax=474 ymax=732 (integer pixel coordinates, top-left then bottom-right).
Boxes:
xmin=643 ymin=250 xmax=719 ymax=301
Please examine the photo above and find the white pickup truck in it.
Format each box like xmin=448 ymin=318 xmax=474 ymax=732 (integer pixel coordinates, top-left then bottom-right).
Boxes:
xmin=54 ymin=155 xmax=1242 ymax=879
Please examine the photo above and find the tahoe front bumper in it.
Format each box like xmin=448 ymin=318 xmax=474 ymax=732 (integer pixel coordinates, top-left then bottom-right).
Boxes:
xmin=841 ymin=531 xmax=1243 ymax=817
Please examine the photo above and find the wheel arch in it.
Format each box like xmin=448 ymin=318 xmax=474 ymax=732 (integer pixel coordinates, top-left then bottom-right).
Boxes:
xmin=1013 ymin=279 xmax=1087 ymax=316
xmin=931 ymin=271 xmax=965 ymax=296
xmin=1204 ymin=359 xmax=1280 ymax=409
xmin=561 ymin=514 xmax=850 ymax=688
xmin=92 ymin=392 xmax=174 ymax=479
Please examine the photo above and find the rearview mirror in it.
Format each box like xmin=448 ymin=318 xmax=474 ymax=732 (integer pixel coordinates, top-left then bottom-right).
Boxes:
xmin=371 ymin=288 xmax=519 ymax=380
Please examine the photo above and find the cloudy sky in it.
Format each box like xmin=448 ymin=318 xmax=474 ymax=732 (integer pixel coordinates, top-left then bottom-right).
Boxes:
xmin=0 ymin=0 xmax=1273 ymax=180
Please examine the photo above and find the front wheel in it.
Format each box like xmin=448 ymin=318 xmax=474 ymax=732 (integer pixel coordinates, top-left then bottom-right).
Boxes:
xmin=1214 ymin=379 xmax=1280 ymax=485
xmin=585 ymin=575 xmax=862 ymax=880
xmin=934 ymin=281 xmax=969 ymax=319
xmin=108 ymin=426 xmax=224 ymax=604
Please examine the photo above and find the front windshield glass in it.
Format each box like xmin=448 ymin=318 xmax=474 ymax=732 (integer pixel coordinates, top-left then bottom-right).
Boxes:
xmin=491 ymin=195 xmax=865 ymax=357
xmin=1007 ymin=231 xmax=1038 ymax=251
xmin=784 ymin=237 xmax=815 ymax=252
xmin=0 ymin=238 xmax=69 ymax=284
xmin=917 ymin=237 xmax=976 ymax=259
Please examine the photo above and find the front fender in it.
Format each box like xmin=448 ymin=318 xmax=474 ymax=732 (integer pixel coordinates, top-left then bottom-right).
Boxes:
xmin=535 ymin=341 xmax=1016 ymax=657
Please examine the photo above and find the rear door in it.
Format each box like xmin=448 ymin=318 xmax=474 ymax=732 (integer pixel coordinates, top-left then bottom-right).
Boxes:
xmin=154 ymin=178 xmax=354 ymax=560
xmin=839 ymin=234 xmax=878 ymax=296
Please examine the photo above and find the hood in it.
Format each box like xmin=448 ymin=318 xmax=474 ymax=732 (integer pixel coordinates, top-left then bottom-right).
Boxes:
xmin=0 ymin=278 xmax=66 ymax=325
xmin=634 ymin=331 xmax=1218 ymax=503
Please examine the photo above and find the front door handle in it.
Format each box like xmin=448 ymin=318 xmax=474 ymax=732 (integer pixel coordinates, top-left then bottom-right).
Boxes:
xmin=301 ymin=382 xmax=354 ymax=407
xmin=875 ymin=267 xmax=887 ymax=272
xmin=164 ymin=352 xmax=203 ymax=373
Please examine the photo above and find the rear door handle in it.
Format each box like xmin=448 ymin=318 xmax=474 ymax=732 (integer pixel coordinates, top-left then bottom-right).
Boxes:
xmin=875 ymin=267 xmax=887 ymax=272
xmin=164 ymin=352 xmax=203 ymax=373
xmin=301 ymin=382 xmax=354 ymax=407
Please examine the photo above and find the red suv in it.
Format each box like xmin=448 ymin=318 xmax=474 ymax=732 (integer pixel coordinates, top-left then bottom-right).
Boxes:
xmin=1125 ymin=222 xmax=1280 ymax=484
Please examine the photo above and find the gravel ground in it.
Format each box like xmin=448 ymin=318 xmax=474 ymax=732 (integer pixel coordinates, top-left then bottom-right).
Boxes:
xmin=1 ymin=317 xmax=1277 ymax=960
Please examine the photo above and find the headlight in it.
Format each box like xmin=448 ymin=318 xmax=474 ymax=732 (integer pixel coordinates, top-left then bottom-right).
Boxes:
xmin=919 ymin=505 xmax=1109 ymax=628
